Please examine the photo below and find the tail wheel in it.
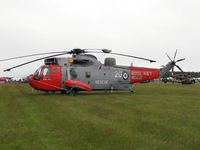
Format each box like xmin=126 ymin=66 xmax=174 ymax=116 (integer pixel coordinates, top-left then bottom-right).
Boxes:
xmin=191 ymin=80 xmax=195 ymax=84
xmin=129 ymin=90 xmax=134 ymax=94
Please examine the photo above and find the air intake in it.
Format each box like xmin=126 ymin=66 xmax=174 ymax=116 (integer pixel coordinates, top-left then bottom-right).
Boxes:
xmin=44 ymin=58 xmax=57 ymax=65
xmin=104 ymin=57 xmax=116 ymax=66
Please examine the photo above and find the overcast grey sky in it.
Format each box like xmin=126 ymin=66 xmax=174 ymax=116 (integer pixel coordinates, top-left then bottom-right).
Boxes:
xmin=0 ymin=0 xmax=200 ymax=77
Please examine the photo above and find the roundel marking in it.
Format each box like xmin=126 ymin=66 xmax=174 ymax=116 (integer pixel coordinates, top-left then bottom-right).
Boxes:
xmin=122 ymin=72 xmax=129 ymax=80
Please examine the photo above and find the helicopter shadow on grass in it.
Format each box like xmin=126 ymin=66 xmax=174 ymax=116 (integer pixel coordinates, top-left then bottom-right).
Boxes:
xmin=75 ymin=91 xmax=132 ymax=96
xmin=31 ymin=91 xmax=132 ymax=96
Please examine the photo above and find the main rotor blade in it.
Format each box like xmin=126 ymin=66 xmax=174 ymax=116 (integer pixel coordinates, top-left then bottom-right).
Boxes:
xmin=109 ymin=53 xmax=156 ymax=62
xmin=166 ymin=53 xmax=172 ymax=62
xmin=173 ymin=49 xmax=178 ymax=61
xmin=88 ymin=51 xmax=156 ymax=62
xmin=0 ymin=51 xmax=67 ymax=62
xmin=176 ymin=58 xmax=185 ymax=62
xmin=84 ymin=48 xmax=112 ymax=53
xmin=175 ymin=65 xmax=183 ymax=72
xmin=83 ymin=48 xmax=105 ymax=51
xmin=4 ymin=53 xmax=68 ymax=72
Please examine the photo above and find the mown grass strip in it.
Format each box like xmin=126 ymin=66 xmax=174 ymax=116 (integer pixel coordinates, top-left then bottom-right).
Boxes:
xmin=0 ymin=83 xmax=200 ymax=150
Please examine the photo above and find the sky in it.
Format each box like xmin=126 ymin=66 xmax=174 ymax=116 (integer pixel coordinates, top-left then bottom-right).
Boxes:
xmin=0 ymin=0 xmax=200 ymax=77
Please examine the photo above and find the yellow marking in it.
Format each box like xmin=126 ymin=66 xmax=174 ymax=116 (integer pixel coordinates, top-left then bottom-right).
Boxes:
xmin=68 ymin=58 xmax=74 ymax=63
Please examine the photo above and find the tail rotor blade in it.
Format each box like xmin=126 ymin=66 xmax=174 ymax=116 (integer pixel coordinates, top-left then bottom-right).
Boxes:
xmin=173 ymin=49 xmax=178 ymax=61
xmin=176 ymin=58 xmax=185 ymax=62
xmin=166 ymin=53 xmax=172 ymax=61
xmin=175 ymin=65 xmax=184 ymax=72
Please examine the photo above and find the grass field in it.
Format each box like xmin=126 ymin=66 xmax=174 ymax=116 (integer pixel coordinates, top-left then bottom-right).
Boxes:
xmin=0 ymin=83 xmax=200 ymax=150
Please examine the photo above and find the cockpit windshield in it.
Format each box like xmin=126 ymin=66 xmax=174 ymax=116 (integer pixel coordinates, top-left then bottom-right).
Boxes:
xmin=34 ymin=66 xmax=51 ymax=76
xmin=42 ymin=67 xmax=51 ymax=76
xmin=35 ymin=67 xmax=42 ymax=76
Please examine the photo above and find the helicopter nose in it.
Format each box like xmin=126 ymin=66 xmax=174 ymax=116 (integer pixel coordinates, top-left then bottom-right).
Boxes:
xmin=28 ymin=74 xmax=33 ymax=82
xmin=28 ymin=74 xmax=35 ymax=88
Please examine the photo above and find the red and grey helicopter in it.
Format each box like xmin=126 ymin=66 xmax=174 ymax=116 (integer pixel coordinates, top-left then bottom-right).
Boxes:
xmin=1 ymin=49 xmax=185 ymax=95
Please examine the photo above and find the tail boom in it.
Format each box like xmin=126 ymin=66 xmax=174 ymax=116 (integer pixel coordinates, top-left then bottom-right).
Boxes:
xmin=129 ymin=66 xmax=159 ymax=83
xmin=129 ymin=62 xmax=176 ymax=83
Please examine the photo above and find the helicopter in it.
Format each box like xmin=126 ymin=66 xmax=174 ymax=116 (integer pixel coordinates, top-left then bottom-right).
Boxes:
xmin=0 ymin=77 xmax=6 ymax=82
xmin=1 ymin=48 xmax=185 ymax=95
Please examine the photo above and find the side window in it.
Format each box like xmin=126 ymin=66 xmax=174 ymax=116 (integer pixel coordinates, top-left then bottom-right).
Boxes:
xmin=85 ymin=72 xmax=91 ymax=78
xmin=43 ymin=68 xmax=51 ymax=76
xmin=70 ymin=68 xmax=77 ymax=78
xmin=53 ymin=68 xmax=59 ymax=72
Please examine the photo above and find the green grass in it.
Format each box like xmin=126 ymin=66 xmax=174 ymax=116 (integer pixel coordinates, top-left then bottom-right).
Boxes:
xmin=0 ymin=83 xmax=200 ymax=150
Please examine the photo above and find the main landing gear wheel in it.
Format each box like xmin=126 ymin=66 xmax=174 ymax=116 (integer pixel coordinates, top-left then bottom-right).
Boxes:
xmin=68 ymin=89 xmax=78 ymax=96
xmin=69 ymin=90 xmax=75 ymax=96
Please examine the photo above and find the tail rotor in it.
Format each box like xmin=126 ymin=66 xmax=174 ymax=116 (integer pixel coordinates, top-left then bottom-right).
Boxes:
xmin=165 ymin=49 xmax=185 ymax=77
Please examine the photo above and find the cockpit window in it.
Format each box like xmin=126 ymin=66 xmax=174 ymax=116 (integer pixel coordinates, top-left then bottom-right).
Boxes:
xmin=35 ymin=68 xmax=42 ymax=76
xmin=85 ymin=72 xmax=91 ymax=78
xmin=53 ymin=68 xmax=59 ymax=72
xmin=43 ymin=68 xmax=51 ymax=76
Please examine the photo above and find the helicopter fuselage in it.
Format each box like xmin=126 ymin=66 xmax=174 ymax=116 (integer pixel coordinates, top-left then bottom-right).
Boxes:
xmin=28 ymin=54 xmax=161 ymax=93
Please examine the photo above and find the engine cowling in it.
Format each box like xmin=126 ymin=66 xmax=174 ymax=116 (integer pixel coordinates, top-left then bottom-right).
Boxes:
xmin=104 ymin=57 xmax=116 ymax=66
